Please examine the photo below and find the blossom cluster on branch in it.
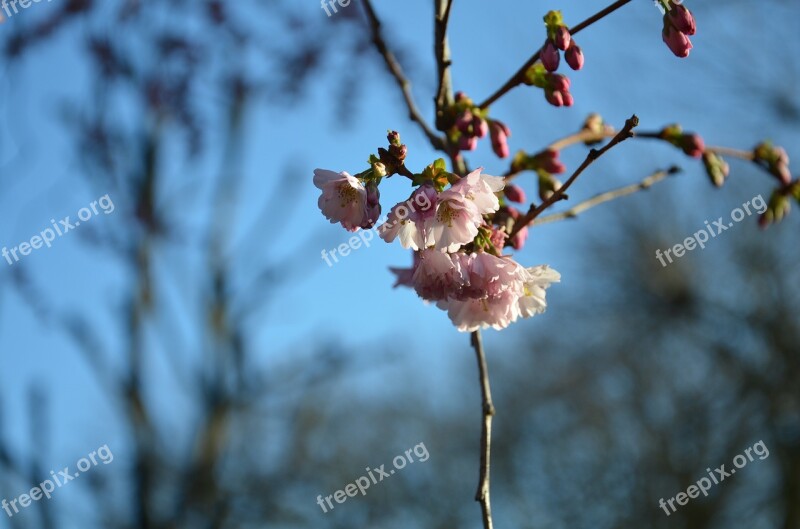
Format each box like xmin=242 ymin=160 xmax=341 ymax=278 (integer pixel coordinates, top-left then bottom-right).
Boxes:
xmin=313 ymin=0 xmax=797 ymax=334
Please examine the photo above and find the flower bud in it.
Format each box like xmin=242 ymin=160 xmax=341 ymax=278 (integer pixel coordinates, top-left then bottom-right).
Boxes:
xmin=754 ymin=142 xmax=792 ymax=185
xmin=554 ymin=26 xmax=571 ymax=51
xmin=473 ymin=116 xmax=489 ymax=138
xmin=390 ymin=143 xmax=408 ymax=162
xmin=534 ymin=149 xmax=566 ymax=174
xmin=759 ymin=190 xmax=791 ymax=228
xmin=547 ymin=72 xmax=570 ymax=91
xmin=387 ymin=130 xmax=401 ymax=147
xmin=455 ymin=110 xmax=473 ymax=134
xmin=541 ymin=39 xmax=560 ymax=72
xmin=538 ymin=172 xmax=562 ymax=201
xmin=458 ymin=134 xmax=478 ymax=151
xmin=361 ymin=181 xmax=381 ymax=229
xmin=679 ymin=133 xmax=705 ymax=158
xmin=489 ymin=120 xmax=511 ymax=159
xmin=508 ymin=225 xmax=528 ymax=250
xmin=702 ymin=151 xmax=729 ymax=187
xmin=668 ymin=5 xmax=696 ymax=36
xmin=545 ymin=89 xmax=564 ymax=107
xmin=504 ymin=184 xmax=527 ymax=203
xmin=565 ymin=43 xmax=584 ymax=70
xmin=372 ymin=162 xmax=387 ymax=178
xmin=662 ymin=19 xmax=693 ymax=58
xmin=582 ymin=113 xmax=612 ymax=145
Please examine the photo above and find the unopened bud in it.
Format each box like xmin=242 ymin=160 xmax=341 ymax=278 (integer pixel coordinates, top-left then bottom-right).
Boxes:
xmin=702 ymin=151 xmax=729 ymax=187
xmin=504 ymin=184 xmax=527 ymax=204
xmin=565 ymin=43 xmax=584 ymax=70
xmin=668 ymin=5 xmax=696 ymax=36
xmin=662 ymin=19 xmax=693 ymax=58
xmin=554 ymin=26 xmax=571 ymax=51
xmin=541 ymin=39 xmax=560 ymax=72
xmin=489 ymin=120 xmax=511 ymax=159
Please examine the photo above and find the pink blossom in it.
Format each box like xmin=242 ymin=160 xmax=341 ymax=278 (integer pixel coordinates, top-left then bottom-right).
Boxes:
xmin=379 ymin=200 xmax=426 ymax=250
xmin=425 ymin=195 xmax=483 ymax=252
xmin=460 ymin=252 xmax=524 ymax=300
xmin=412 ymin=249 xmax=468 ymax=301
xmin=517 ymin=265 xmax=560 ymax=317
xmin=448 ymin=168 xmax=505 ymax=216
xmin=438 ymin=290 xmax=521 ymax=332
xmin=313 ymin=169 xmax=367 ymax=231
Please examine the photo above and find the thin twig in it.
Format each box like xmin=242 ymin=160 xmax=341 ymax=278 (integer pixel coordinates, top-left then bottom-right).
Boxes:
xmin=435 ymin=0 xmax=455 ymax=118
xmin=706 ymin=146 xmax=755 ymax=161
xmin=471 ymin=329 xmax=495 ymax=529
xmin=478 ymin=0 xmax=634 ymax=109
xmin=361 ymin=0 xmax=446 ymax=150
xmin=533 ymin=166 xmax=681 ymax=225
xmin=509 ymin=114 xmax=639 ymax=238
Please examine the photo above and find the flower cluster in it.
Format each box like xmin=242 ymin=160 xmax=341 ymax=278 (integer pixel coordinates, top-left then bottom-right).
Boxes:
xmin=542 ymin=11 xmax=584 ymax=72
xmin=314 ymin=132 xmax=560 ymax=332
xmin=524 ymin=65 xmax=574 ymax=107
xmin=444 ymin=92 xmax=511 ymax=158
xmin=661 ymin=1 xmax=697 ymax=58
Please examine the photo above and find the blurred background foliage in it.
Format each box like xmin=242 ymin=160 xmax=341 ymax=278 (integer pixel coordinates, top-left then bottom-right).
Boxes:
xmin=0 ymin=0 xmax=798 ymax=528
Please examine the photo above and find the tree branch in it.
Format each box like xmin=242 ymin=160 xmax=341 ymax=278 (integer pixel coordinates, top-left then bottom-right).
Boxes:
xmin=509 ymin=114 xmax=639 ymax=238
xmin=361 ymin=0 xmax=447 ymax=151
xmin=478 ymin=0 xmax=634 ymax=109
xmin=472 ymin=329 xmax=495 ymax=529
xmin=533 ymin=166 xmax=681 ymax=225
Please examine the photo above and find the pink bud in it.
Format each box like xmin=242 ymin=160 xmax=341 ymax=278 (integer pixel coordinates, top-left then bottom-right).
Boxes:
xmin=680 ymin=133 xmax=705 ymax=158
xmin=541 ymin=39 xmax=560 ymax=72
xmin=562 ymin=92 xmax=574 ymax=107
xmin=565 ymin=43 xmax=584 ymax=70
xmin=662 ymin=22 xmax=692 ymax=58
xmin=547 ymin=73 xmax=570 ymax=91
xmin=458 ymin=134 xmax=478 ymax=151
xmin=455 ymin=110 xmax=473 ymax=133
xmin=545 ymin=89 xmax=564 ymax=107
xmin=508 ymin=226 xmax=528 ymax=250
xmin=554 ymin=26 xmax=571 ymax=51
xmin=668 ymin=5 xmax=696 ymax=36
xmin=536 ymin=149 xmax=566 ymax=174
xmin=504 ymin=184 xmax=527 ymax=203
xmin=473 ymin=116 xmax=489 ymax=138
xmin=489 ymin=120 xmax=511 ymax=158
